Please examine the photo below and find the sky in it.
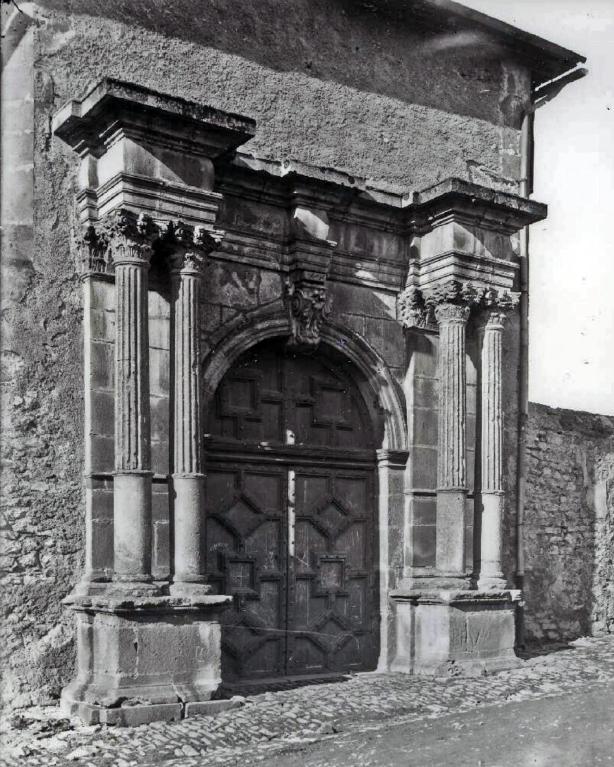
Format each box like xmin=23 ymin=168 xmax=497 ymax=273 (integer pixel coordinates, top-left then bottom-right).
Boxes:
xmin=461 ymin=0 xmax=614 ymax=415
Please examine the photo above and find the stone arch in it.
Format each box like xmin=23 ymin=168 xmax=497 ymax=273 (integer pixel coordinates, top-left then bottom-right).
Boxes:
xmin=201 ymin=311 xmax=407 ymax=452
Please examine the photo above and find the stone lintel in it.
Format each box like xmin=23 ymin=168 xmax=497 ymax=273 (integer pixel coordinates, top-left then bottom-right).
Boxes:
xmin=53 ymin=77 xmax=256 ymax=160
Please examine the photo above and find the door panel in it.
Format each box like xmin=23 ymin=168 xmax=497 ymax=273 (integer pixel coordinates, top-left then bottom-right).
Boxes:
xmin=205 ymin=465 xmax=287 ymax=681
xmin=205 ymin=341 xmax=378 ymax=682
xmin=287 ymin=468 xmax=377 ymax=675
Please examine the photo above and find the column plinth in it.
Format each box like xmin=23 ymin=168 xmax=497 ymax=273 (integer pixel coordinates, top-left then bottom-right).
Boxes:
xmin=108 ymin=212 xmax=158 ymax=596
xmin=435 ymin=302 xmax=470 ymax=586
xmin=478 ymin=311 xmax=508 ymax=590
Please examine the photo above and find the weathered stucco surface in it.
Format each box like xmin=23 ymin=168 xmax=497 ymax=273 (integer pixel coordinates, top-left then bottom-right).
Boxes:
xmin=1 ymin=18 xmax=83 ymax=708
xmin=524 ymin=404 xmax=614 ymax=644
xmin=1 ymin=0 xmax=534 ymax=707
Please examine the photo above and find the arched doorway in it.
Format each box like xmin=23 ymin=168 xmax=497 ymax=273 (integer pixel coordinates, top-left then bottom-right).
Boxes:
xmin=204 ymin=339 xmax=379 ymax=684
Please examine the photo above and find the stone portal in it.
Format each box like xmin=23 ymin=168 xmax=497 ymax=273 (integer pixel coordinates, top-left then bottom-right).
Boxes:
xmin=52 ymin=78 xmax=549 ymax=723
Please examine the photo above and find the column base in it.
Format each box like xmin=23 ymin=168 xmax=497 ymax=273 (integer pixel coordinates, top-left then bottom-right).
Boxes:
xmin=390 ymin=588 xmax=522 ymax=676
xmin=477 ymin=575 xmax=507 ymax=591
xmin=61 ymin=593 xmax=232 ymax=725
xmin=169 ymin=580 xmax=212 ymax=597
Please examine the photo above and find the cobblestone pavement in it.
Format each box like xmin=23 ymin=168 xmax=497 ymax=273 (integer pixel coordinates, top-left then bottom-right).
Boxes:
xmin=3 ymin=636 xmax=614 ymax=767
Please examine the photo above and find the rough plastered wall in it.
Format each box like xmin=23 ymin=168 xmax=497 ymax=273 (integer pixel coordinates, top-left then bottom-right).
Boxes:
xmin=0 ymin=0 xmax=531 ymax=707
xmin=38 ymin=0 xmax=529 ymax=193
xmin=524 ymin=403 xmax=614 ymax=644
xmin=1 ymin=14 xmax=83 ymax=708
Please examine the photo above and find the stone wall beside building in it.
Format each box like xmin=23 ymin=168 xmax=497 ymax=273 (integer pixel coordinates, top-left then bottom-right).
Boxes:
xmin=523 ymin=403 xmax=614 ymax=644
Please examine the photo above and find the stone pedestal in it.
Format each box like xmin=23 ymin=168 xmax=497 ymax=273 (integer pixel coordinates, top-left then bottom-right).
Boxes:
xmin=61 ymin=594 xmax=231 ymax=725
xmin=390 ymin=589 xmax=521 ymax=675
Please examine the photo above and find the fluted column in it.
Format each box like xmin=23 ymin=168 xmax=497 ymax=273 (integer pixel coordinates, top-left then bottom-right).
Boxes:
xmin=107 ymin=211 xmax=158 ymax=595
xmin=478 ymin=310 xmax=507 ymax=590
xmin=169 ymin=225 xmax=221 ymax=595
xmin=435 ymin=302 xmax=470 ymax=583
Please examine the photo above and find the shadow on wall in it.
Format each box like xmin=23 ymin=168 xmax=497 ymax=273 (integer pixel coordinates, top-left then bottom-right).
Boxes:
xmin=36 ymin=0 xmax=526 ymax=129
xmin=523 ymin=403 xmax=614 ymax=645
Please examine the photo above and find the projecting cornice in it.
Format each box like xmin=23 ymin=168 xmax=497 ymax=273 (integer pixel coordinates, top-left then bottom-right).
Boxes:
xmin=52 ymin=78 xmax=256 ymax=160
xmin=409 ymin=177 xmax=548 ymax=234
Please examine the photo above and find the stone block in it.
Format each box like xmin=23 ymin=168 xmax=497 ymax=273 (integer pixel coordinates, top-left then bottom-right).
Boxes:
xmin=391 ymin=591 xmax=520 ymax=675
xmin=90 ymin=389 xmax=114 ymax=437
xmin=90 ymin=435 xmax=114 ymax=473
xmin=62 ymin=600 xmax=226 ymax=723
xmin=90 ymin=518 xmax=113 ymax=573
xmin=149 ymin=348 xmax=170 ymax=397
xmin=412 ymin=496 xmax=436 ymax=526
xmin=409 ymin=446 xmax=438 ymax=489
xmin=89 ymin=308 xmax=114 ymax=343
xmin=185 ymin=698 xmax=243 ymax=717
xmin=90 ymin=342 xmax=114 ymax=390
xmin=258 ymin=270 xmax=283 ymax=304
xmin=412 ymin=376 xmax=437 ymax=408
xmin=411 ymin=407 xmax=437 ymax=447
xmin=150 ymin=396 xmax=170 ymax=442
xmin=91 ymin=486 xmax=113 ymax=519
xmin=153 ymin=520 xmax=170 ymax=579
xmin=411 ymin=524 xmax=436 ymax=568
xmin=90 ymin=280 xmax=114 ymax=314
xmin=151 ymin=440 xmax=170 ymax=476
xmin=149 ymin=317 xmax=170 ymax=350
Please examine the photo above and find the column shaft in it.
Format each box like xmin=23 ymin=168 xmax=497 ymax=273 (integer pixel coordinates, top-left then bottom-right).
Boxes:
xmin=435 ymin=303 xmax=470 ymax=582
xmin=171 ymin=255 xmax=207 ymax=594
xmin=112 ymin=243 xmax=156 ymax=594
xmin=479 ymin=312 xmax=507 ymax=589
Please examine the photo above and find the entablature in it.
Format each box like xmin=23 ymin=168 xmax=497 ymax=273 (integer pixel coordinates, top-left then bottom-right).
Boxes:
xmin=54 ymin=78 xmax=549 ymax=321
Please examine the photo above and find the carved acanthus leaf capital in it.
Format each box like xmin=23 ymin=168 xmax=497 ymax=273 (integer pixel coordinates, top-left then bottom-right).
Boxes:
xmin=396 ymin=286 xmax=437 ymax=331
xmin=285 ymin=277 xmax=331 ymax=352
xmin=434 ymin=302 xmax=471 ymax=325
xmin=163 ymin=221 xmax=224 ymax=275
xmin=79 ymin=223 xmax=112 ymax=276
xmin=476 ymin=289 xmax=520 ymax=330
xmin=99 ymin=209 xmax=158 ymax=267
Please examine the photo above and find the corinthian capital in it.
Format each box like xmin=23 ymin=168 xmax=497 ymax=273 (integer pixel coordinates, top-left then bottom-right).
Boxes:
xmin=396 ymin=286 xmax=437 ymax=331
xmin=99 ymin=209 xmax=158 ymax=267
xmin=434 ymin=302 xmax=470 ymax=325
xmin=79 ymin=223 xmax=111 ymax=276
xmin=162 ymin=221 xmax=224 ymax=275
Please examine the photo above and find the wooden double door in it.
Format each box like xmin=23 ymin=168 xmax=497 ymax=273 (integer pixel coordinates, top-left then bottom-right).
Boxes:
xmin=204 ymin=342 xmax=379 ymax=682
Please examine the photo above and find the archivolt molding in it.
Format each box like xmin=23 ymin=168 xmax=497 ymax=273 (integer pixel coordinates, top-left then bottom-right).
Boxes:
xmin=201 ymin=312 xmax=407 ymax=452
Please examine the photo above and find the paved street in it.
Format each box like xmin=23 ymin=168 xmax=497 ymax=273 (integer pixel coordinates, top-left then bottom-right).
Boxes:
xmin=264 ymin=683 xmax=614 ymax=767
xmin=2 ymin=636 xmax=614 ymax=766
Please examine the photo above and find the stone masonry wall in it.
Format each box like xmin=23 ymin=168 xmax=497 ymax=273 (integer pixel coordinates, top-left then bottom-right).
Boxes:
xmin=524 ymin=403 xmax=614 ymax=644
